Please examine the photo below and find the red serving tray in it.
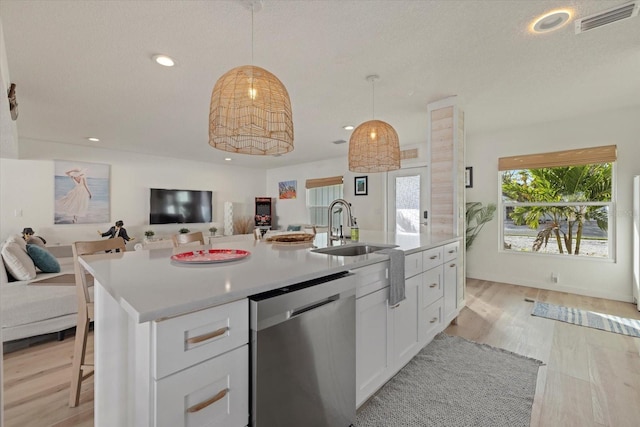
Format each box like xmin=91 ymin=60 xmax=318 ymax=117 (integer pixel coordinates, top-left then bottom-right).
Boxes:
xmin=170 ymin=249 xmax=251 ymax=264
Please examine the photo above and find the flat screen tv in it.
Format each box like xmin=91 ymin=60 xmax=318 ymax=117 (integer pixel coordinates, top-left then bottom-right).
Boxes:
xmin=149 ymin=188 xmax=213 ymax=224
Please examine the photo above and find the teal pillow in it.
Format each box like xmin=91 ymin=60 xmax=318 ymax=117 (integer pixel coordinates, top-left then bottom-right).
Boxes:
xmin=287 ymin=225 xmax=302 ymax=231
xmin=26 ymin=244 xmax=61 ymax=273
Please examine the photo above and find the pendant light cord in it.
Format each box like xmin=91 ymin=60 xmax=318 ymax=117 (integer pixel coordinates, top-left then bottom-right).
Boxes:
xmin=371 ymin=79 xmax=375 ymax=119
xmin=251 ymin=3 xmax=255 ymax=65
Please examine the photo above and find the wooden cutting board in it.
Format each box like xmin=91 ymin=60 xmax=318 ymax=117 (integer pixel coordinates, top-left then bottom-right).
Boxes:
xmin=265 ymin=233 xmax=315 ymax=243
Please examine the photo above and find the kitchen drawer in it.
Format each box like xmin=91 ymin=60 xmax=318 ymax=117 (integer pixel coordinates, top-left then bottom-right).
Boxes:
xmin=422 ymin=246 xmax=443 ymax=271
xmin=355 ymin=261 xmax=389 ymax=298
xmin=421 ymin=299 xmax=442 ymax=344
xmin=404 ymin=251 xmax=423 ymax=279
xmin=152 ymin=299 xmax=249 ymax=379
xmin=154 ymin=345 xmax=249 ymax=427
xmin=422 ymin=265 xmax=443 ymax=308
xmin=443 ymin=241 xmax=460 ymax=263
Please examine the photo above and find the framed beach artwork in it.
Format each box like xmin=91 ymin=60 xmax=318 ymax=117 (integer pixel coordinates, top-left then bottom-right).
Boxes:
xmin=278 ymin=180 xmax=297 ymax=199
xmin=354 ymin=176 xmax=368 ymax=196
xmin=54 ymin=160 xmax=110 ymax=224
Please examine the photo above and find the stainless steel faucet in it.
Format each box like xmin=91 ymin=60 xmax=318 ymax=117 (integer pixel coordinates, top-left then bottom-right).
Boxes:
xmin=327 ymin=198 xmax=354 ymax=241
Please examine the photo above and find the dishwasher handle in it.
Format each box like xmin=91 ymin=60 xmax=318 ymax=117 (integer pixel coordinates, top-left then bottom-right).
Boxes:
xmin=288 ymin=294 xmax=339 ymax=318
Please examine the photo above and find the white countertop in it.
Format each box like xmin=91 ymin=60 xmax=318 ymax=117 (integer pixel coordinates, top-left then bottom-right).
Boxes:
xmin=80 ymin=231 xmax=459 ymax=323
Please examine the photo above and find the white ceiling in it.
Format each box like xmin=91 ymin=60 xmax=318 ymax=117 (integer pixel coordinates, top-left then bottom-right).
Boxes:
xmin=1 ymin=0 xmax=639 ymax=169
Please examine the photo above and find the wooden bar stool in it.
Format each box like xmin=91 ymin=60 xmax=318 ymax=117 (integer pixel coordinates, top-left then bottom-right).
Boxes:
xmin=171 ymin=231 xmax=205 ymax=247
xmin=69 ymin=237 xmax=126 ymax=407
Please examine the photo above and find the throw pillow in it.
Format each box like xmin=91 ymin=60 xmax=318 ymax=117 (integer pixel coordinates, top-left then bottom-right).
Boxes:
xmin=287 ymin=225 xmax=302 ymax=231
xmin=1 ymin=242 xmax=37 ymax=281
xmin=26 ymin=236 xmax=47 ymax=247
xmin=6 ymin=234 xmax=27 ymax=251
xmin=26 ymin=244 xmax=61 ymax=273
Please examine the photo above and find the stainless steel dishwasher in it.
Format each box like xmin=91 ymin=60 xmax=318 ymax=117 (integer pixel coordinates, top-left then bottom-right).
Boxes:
xmin=249 ymin=271 xmax=356 ymax=427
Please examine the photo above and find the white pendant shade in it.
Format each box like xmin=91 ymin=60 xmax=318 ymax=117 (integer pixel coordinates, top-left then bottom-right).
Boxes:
xmin=209 ymin=65 xmax=294 ymax=155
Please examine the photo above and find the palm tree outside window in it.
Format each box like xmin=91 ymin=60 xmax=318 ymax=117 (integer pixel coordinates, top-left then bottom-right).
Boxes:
xmin=499 ymin=145 xmax=616 ymax=259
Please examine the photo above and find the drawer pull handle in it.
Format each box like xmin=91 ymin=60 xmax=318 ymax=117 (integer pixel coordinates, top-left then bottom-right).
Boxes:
xmin=448 ymin=249 xmax=456 ymax=254
xmin=429 ymin=283 xmax=437 ymax=288
xmin=187 ymin=388 xmax=228 ymax=413
xmin=429 ymin=255 xmax=438 ymax=260
xmin=430 ymin=317 xmax=438 ymax=324
xmin=449 ymin=263 xmax=456 ymax=268
xmin=186 ymin=326 xmax=229 ymax=345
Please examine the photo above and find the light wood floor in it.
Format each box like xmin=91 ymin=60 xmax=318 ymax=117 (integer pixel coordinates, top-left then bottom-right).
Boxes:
xmin=3 ymin=279 xmax=640 ymax=426
xmin=446 ymin=279 xmax=640 ymax=427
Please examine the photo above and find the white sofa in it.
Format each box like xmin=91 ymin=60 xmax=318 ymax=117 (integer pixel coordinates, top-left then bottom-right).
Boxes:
xmin=1 ymin=241 xmax=78 ymax=343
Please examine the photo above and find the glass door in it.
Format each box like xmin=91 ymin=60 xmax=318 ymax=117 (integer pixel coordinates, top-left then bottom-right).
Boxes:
xmin=387 ymin=167 xmax=429 ymax=234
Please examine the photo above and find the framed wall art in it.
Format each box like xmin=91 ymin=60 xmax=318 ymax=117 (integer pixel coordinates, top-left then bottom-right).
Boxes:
xmin=354 ymin=176 xmax=368 ymax=196
xmin=54 ymin=160 xmax=110 ymax=224
xmin=278 ymin=180 xmax=297 ymax=199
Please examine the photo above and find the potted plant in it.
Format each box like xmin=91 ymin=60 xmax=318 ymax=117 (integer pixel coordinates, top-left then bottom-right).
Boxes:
xmin=466 ymin=202 xmax=496 ymax=250
xmin=208 ymin=226 xmax=218 ymax=236
xmin=144 ymin=230 xmax=155 ymax=241
xmin=179 ymin=228 xmax=190 ymax=234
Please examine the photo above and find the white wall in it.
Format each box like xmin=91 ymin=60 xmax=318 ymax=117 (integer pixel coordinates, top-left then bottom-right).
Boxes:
xmin=0 ymin=139 xmax=267 ymax=246
xmin=266 ymin=157 xmax=387 ymax=231
xmin=466 ymin=106 xmax=640 ymax=302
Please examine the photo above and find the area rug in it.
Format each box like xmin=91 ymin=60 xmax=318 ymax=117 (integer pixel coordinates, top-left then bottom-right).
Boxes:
xmin=356 ymin=333 xmax=543 ymax=427
xmin=532 ymin=301 xmax=640 ymax=338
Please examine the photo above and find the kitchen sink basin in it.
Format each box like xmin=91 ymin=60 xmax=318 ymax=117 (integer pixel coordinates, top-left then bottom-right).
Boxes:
xmin=311 ymin=243 xmax=398 ymax=257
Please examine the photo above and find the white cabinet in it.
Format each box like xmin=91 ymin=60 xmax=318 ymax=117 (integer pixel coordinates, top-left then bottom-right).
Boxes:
xmin=356 ymin=285 xmax=391 ymax=406
xmin=442 ymin=241 xmax=461 ymax=325
xmin=155 ymin=346 xmax=248 ymax=427
xmin=420 ymin=265 xmax=444 ymax=345
xmin=355 ymin=259 xmax=420 ymax=407
xmin=390 ymin=274 xmax=421 ymax=370
xmin=94 ymin=284 xmax=249 ymax=427
xmin=354 ymin=241 xmax=462 ymax=407
xmin=151 ymin=300 xmax=250 ymax=427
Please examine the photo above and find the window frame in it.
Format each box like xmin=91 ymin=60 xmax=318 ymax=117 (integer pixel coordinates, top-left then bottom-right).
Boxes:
xmin=497 ymin=161 xmax=617 ymax=262
xmin=306 ymin=182 xmax=344 ymax=227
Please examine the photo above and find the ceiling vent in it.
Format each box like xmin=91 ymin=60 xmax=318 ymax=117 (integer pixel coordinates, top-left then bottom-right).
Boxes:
xmin=575 ymin=1 xmax=639 ymax=34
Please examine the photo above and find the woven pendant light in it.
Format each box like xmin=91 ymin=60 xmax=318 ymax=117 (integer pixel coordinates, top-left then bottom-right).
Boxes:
xmin=349 ymin=75 xmax=400 ymax=173
xmin=209 ymin=2 xmax=293 ymax=155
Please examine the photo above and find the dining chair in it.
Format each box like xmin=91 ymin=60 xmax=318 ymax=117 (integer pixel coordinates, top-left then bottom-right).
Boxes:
xmin=69 ymin=237 xmax=126 ymax=407
xmin=172 ymin=231 xmax=205 ymax=248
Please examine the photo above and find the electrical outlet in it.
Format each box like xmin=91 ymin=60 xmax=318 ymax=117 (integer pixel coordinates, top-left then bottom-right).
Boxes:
xmin=14 ymin=208 xmax=22 ymax=217
xmin=551 ymin=273 xmax=559 ymax=283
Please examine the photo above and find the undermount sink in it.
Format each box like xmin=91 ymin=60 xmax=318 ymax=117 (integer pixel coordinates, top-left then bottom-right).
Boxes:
xmin=311 ymin=243 xmax=398 ymax=257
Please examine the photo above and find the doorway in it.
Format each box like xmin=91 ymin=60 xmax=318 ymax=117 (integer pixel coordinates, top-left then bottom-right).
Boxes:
xmin=386 ymin=167 xmax=429 ymax=234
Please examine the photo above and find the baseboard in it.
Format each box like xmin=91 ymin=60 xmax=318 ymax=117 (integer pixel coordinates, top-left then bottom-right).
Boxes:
xmin=466 ymin=272 xmax=634 ymax=303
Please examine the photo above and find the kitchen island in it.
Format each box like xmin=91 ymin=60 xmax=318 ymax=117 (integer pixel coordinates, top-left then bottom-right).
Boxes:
xmin=80 ymin=231 xmax=461 ymax=426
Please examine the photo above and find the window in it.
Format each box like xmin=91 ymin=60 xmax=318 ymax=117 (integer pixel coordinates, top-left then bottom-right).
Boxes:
xmin=306 ymin=176 xmax=343 ymax=226
xmin=499 ymin=145 xmax=616 ymax=259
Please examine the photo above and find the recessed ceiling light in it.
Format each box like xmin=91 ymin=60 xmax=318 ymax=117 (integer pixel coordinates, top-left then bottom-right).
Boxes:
xmin=343 ymin=125 xmax=355 ymax=131
xmin=153 ymin=54 xmax=175 ymax=67
xmin=224 ymin=157 xmax=232 ymax=161
xmin=531 ymin=9 xmax=572 ymax=33
xmin=87 ymin=137 xmax=100 ymax=142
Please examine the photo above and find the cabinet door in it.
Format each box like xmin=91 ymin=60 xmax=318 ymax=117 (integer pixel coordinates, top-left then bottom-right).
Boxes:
xmin=443 ymin=257 xmax=458 ymax=324
xmin=356 ymin=287 xmax=391 ymax=407
xmin=391 ymin=274 xmax=421 ymax=371
xmin=421 ymin=299 xmax=443 ymax=344
xmin=154 ymin=345 xmax=249 ymax=427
